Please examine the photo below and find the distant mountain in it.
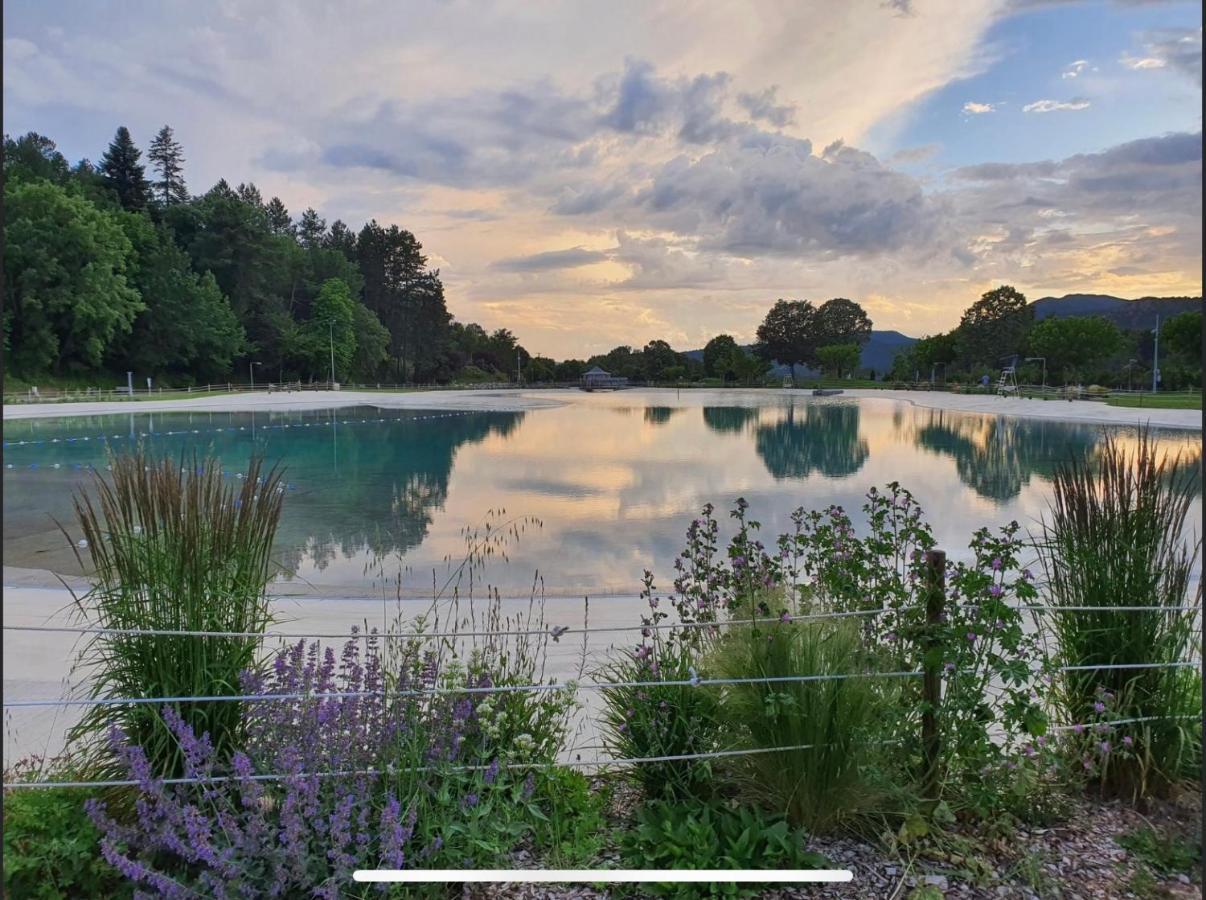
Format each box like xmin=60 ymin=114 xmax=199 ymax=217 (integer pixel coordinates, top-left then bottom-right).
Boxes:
xmin=1032 ymin=294 xmax=1201 ymax=329
xmin=683 ymin=329 xmax=918 ymax=377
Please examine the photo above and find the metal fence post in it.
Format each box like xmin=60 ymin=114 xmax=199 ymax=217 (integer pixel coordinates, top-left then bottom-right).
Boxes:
xmin=922 ymin=548 xmax=946 ymax=805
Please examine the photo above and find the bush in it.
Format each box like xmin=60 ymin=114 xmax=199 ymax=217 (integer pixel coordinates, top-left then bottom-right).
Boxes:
xmin=621 ymin=800 xmax=829 ymax=898
xmin=65 ymin=452 xmax=284 ymax=781
xmin=2 ymin=777 xmax=126 ymax=899
xmin=87 ymin=629 xmax=582 ymax=895
xmin=1038 ymin=428 xmax=1202 ymax=800
xmin=705 ymin=617 xmax=900 ymax=832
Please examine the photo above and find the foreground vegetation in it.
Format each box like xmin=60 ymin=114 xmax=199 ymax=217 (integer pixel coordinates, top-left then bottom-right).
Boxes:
xmin=3 ymin=433 xmax=1202 ymax=896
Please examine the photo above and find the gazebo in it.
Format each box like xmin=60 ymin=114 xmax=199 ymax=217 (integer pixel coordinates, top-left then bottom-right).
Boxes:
xmin=580 ymin=366 xmax=628 ymax=391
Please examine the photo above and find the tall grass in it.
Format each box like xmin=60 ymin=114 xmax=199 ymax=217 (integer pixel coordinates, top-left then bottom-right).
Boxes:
xmin=1037 ymin=428 xmax=1202 ymax=800
xmin=706 ymin=617 xmax=900 ymax=833
xmin=63 ymin=450 xmax=284 ymax=779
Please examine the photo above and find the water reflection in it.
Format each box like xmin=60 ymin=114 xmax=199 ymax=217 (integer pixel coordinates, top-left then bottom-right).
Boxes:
xmin=3 ymin=394 xmax=1199 ymax=596
xmin=702 ymin=406 xmax=761 ymax=434
xmin=754 ymin=401 xmax=869 ymax=480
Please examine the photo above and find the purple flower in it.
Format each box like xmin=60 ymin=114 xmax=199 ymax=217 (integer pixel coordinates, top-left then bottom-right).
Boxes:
xmin=991 ymin=557 xmax=1002 ymax=571
xmin=966 ymin=631 xmax=977 ymax=642
xmin=988 ymin=584 xmax=1003 ymax=598
xmin=463 ymin=793 xmax=480 ymax=809
xmin=779 ymin=612 xmax=792 ymax=624
xmin=1093 ymin=701 xmax=1106 ymax=714
xmin=1072 ymin=723 xmax=1085 ymax=734
xmin=1098 ymin=741 xmax=1111 ymax=754
xmin=943 ymin=662 xmax=956 ymax=673
xmin=484 ymin=758 xmax=500 ymax=785
xmin=1122 ymin=736 xmax=1133 ymax=747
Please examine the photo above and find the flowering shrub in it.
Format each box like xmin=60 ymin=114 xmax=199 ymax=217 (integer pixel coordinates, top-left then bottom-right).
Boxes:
xmin=87 ymin=630 xmax=584 ymax=896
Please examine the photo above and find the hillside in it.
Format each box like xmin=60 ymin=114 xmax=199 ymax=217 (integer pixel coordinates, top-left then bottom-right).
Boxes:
xmin=684 ymin=330 xmax=918 ymax=377
xmin=1032 ymin=294 xmax=1201 ymax=329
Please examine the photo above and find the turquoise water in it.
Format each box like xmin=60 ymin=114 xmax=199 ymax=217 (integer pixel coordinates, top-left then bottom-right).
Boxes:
xmin=3 ymin=392 xmax=1200 ymax=596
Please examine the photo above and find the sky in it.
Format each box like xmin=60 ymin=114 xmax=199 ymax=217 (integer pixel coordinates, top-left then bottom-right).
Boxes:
xmin=3 ymin=0 xmax=1202 ymax=358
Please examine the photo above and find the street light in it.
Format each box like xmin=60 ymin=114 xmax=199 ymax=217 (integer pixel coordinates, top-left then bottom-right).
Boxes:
xmin=1151 ymin=316 xmax=1161 ymax=393
xmin=249 ymin=361 xmax=262 ymax=389
xmin=326 ymin=320 xmax=336 ymax=387
xmin=1122 ymin=359 xmax=1138 ymax=392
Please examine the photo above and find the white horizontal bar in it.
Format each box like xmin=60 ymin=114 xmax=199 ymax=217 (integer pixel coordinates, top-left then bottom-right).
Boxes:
xmin=352 ymin=869 xmax=853 ymax=884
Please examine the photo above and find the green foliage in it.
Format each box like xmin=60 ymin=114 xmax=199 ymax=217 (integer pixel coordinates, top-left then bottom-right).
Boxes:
xmin=621 ymin=800 xmax=829 ymax=898
xmin=299 ymin=277 xmax=358 ymax=380
xmin=957 ymin=285 xmax=1032 ymax=366
xmin=1118 ymin=824 xmax=1201 ymax=876
xmin=4 ymin=179 xmax=143 ymax=374
xmin=3 ymin=132 xmax=71 ymax=185
xmin=706 ymin=618 xmax=900 ymax=832
xmin=1162 ymin=311 xmax=1201 ymax=363
xmin=1028 ymin=315 xmax=1124 ymax=381
xmin=146 ymin=125 xmax=188 ymax=206
xmin=2 ymin=784 xmax=127 ymax=899
xmin=66 ymin=452 xmax=284 ymax=780
xmin=117 ymin=214 xmax=245 ymax=379
xmin=703 ymin=334 xmax=741 ymax=378
xmin=529 ymin=768 xmax=609 ymax=865
xmin=814 ymin=297 xmax=873 ymax=348
xmin=1038 ymin=429 xmax=1202 ymax=800
xmin=816 ymin=342 xmax=862 ymax=378
xmin=755 ymin=298 xmax=818 ymax=376
xmin=98 ymin=126 xmax=151 ymax=211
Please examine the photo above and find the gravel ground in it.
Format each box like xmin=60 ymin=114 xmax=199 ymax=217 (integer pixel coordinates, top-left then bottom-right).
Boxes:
xmin=461 ymin=787 xmax=1200 ymax=900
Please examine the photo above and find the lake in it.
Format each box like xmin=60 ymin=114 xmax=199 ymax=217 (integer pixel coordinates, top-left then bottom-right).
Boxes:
xmin=4 ymin=390 xmax=1200 ymax=599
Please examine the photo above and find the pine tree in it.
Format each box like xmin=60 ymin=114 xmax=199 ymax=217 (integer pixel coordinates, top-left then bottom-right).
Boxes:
xmin=297 ymin=208 xmax=326 ymax=250
xmin=98 ymin=126 xmax=151 ymax=211
xmin=265 ymin=197 xmax=293 ymax=235
xmin=147 ymin=125 xmax=188 ymax=205
xmin=326 ymin=220 xmax=357 ymax=259
xmin=236 ymin=182 xmax=264 ymax=208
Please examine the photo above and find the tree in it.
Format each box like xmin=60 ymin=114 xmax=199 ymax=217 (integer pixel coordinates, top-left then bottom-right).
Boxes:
xmin=1027 ymin=315 xmax=1125 ymax=382
xmin=703 ymin=334 xmax=740 ymax=378
xmin=300 ymin=279 xmax=358 ymax=381
xmin=642 ymin=339 xmax=681 ymax=381
xmin=350 ymin=303 xmax=390 ymax=380
xmin=731 ymin=349 xmax=769 ymax=385
xmin=98 ymin=126 xmax=151 ymax=211
xmin=4 ymin=180 xmax=142 ymax=373
xmin=814 ymin=298 xmax=873 ymax=348
xmin=913 ymin=332 xmax=959 ymax=379
xmin=297 ymin=208 xmax=326 ymax=250
xmin=816 ymin=343 xmax=862 ymax=379
xmin=3 ymin=132 xmax=70 ymax=184
xmin=147 ymin=125 xmax=188 ymax=205
xmin=236 ymin=182 xmax=264 ymax=208
xmin=755 ymin=299 xmax=818 ymax=380
xmin=1162 ymin=311 xmax=1201 ymax=364
xmin=116 ymin=215 xmax=244 ymax=380
xmin=326 ymin=220 xmax=357 ymax=260
xmin=957 ymin=285 xmax=1032 ymax=368
xmin=265 ymin=197 xmax=293 ymax=235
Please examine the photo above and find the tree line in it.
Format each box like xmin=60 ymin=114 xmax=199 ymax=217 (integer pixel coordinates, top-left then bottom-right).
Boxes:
xmin=888 ymin=286 xmax=1201 ymax=390
xmin=4 ymin=127 xmax=1197 ymax=390
xmin=3 ymin=128 xmax=548 ymax=387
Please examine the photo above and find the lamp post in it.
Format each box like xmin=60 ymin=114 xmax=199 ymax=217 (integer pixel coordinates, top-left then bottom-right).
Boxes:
xmin=1151 ymin=316 xmax=1161 ymax=393
xmin=249 ymin=361 xmax=261 ymax=389
xmin=328 ymin=320 xmax=336 ymax=387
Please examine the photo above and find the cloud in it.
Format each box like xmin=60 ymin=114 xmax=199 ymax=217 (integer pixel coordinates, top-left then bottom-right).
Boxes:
xmin=1123 ymin=28 xmax=1202 ymax=85
xmin=493 ymin=247 xmax=611 ymax=272
xmin=1061 ymin=59 xmax=1089 ymax=78
xmin=1023 ymin=97 xmax=1091 ymax=112
xmin=882 ymin=0 xmax=914 ymax=14
xmin=736 ymin=86 xmax=795 ymax=127
xmin=3 ymin=37 xmax=38 ymax=62
xmin=962 ymin=101 xmax=995 ymax=114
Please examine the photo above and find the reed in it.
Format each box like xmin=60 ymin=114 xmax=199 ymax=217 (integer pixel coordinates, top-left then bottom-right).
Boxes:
xmin=63 ymin=450 xmax=284 ymax=779
xmin=1037 ymin=428 xmax=1202 ymax=800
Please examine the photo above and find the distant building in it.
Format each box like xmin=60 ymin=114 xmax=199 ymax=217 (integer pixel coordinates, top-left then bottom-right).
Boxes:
xmin=580 ymin=366 xmax=628 ymax=391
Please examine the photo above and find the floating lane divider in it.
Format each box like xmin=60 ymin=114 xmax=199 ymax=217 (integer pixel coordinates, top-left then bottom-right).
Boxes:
xmin=0 ymin=410 xmax=520 ymax=449
xmin=0 ymin=460 xmax=299 ymax=492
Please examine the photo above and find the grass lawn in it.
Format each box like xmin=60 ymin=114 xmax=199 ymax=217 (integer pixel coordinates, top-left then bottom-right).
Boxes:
xmin=1107 ymin=393 xmax=1202 ymax=410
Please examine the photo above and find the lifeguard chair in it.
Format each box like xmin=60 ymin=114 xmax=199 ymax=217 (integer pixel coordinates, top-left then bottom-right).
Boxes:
xmin=997 ymin=365 xmax=1019 ymax=396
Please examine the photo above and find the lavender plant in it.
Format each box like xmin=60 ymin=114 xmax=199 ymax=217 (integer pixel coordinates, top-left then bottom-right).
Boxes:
xmin=87 ymin=628 xmax=583 ymax=896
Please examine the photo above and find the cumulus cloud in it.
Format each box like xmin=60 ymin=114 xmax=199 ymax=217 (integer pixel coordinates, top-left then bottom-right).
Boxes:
xmin=493 ymin=247 xmax=611 ymax=272
xmin=963 ymin=101 xmax=995 ymax=114
xmin=1023 ymin=97 xmax=1091 ymax=112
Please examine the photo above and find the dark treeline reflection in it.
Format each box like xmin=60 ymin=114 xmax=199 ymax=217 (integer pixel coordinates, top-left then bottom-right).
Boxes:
xmin=273 ymin=410 xmax=526 ymax=574
xmin=912 ymin=411 xmax=1202 ymax=502
xmin=2 ymin=407 xmax=526 ymax=576
xmin=753 ymin=401 xmax=869 ymax=480
xmin=643 ymin=406 xmax=683 ymax=426
xmin=701 ymin=406 xmax=761 ymax=434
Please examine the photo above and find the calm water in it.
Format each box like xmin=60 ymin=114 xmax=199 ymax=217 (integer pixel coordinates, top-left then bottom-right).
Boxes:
xmin=3 ymin=391 xmax=1200 ymax=597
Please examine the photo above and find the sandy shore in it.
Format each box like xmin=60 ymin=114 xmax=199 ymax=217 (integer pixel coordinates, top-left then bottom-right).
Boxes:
xmin=3 ymin=385 xmax=1199 ymax=429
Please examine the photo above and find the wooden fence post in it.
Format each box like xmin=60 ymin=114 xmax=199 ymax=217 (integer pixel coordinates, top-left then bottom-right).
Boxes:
xmin=921 ymin=548 xmax=946 ymax=806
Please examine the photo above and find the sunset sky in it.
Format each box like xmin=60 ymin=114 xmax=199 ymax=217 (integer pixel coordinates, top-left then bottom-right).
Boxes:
xmin=4 ymin=0 xmax=1202 ymax=358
